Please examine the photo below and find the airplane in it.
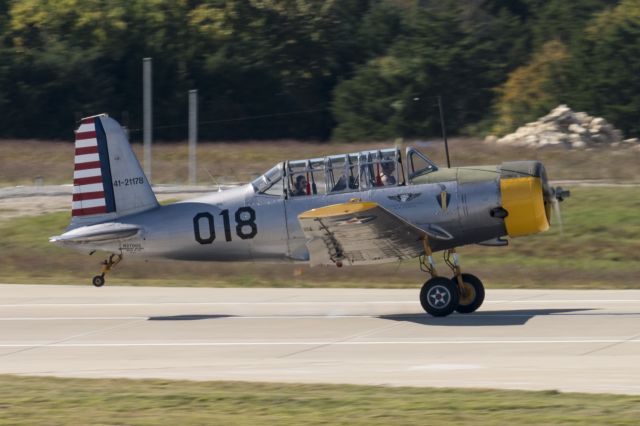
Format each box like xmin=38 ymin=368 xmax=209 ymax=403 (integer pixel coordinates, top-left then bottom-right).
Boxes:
xmin=50 ymin=114 xmax=569 ymax=317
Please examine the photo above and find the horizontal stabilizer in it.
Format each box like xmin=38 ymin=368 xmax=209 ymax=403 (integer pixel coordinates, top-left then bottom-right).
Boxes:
xmin=50 ymin=223 xmax=140 ymax=245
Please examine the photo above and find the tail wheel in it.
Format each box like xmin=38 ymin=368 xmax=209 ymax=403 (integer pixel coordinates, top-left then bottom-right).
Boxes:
xmin=420 ymin=277 xmax=460 ymax=317
xmin=453 ymin=273 xmax=485 ymax=314
xmin=92 ymin=274 xmax=105 ymax=287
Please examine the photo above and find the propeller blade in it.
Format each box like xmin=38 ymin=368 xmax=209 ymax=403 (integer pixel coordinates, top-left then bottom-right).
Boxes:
xmin=547 ymin=186 xmax=569 ymax=235
xmin=551 ymin=198 xmax=564 ymax=235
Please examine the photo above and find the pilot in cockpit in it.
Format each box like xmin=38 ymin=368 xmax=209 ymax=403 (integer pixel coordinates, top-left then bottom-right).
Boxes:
xmin=292 ymin=175 xmax=308 ymax=196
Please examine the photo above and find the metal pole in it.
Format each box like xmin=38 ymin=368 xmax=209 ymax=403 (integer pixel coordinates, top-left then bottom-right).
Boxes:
xmin=143 ymin=57 xmax=153 ymax=180
xmin=437 ymin=95 xmax=451 ymax=168
xmin=188 ymin=89 xmax=198 ymax=185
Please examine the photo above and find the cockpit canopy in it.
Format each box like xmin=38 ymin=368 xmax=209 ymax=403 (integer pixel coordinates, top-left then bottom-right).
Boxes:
xmin=251 ymin=147 xmax=438 ymax=197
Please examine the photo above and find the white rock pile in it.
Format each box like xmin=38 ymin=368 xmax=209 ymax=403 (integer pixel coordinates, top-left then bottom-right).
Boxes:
xmin=487 ymin=105 xmax=638 ymax=149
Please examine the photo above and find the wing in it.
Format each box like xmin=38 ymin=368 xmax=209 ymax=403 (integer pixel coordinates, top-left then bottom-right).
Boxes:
xmin=298 ymin=201 xmax=452 ymax=266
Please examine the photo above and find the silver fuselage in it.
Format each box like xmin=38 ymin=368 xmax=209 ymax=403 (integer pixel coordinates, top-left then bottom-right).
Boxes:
xmin=57 ymin=166 xmax=505 ymax=263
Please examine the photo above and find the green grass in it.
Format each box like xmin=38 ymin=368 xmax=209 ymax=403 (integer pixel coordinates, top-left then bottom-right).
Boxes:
xmin=461 ymin=186 xmax=640 ymax=287
xmin=1 ymin=375 xmax=639 ymax=425
xmin=0 ymin=187 xmax=638 ymax=288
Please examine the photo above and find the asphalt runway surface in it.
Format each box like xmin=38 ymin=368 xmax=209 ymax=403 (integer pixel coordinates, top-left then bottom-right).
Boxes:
xmin=1 ymin=284 xmax=639 ymax=395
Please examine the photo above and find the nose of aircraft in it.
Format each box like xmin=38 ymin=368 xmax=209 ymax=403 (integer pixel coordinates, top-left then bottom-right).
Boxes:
xmin=498 ymin=161 xmax=570 ymax=237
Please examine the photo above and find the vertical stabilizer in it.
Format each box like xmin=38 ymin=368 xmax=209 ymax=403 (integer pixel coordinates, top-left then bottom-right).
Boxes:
xmin=70 ymin=114 xmax=158 ymax=228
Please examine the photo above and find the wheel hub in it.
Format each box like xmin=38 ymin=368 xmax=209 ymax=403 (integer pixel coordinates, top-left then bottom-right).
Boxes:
xmin=458 ymin=282 xmax=476 ymax=306
xmin=428 ymin=285 xmax=450 ymax=307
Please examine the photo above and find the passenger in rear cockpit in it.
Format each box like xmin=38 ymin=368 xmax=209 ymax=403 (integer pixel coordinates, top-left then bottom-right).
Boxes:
xmin=380 ymin=159 xmax=396 ymax=186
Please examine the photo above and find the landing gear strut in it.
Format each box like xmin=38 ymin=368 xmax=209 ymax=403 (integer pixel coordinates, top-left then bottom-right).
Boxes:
xmin=92 ymin=253 xmax=122 ymax=287
xmin=418 ymin=240 xmax=484 ymax=317
xmin=444 ymin=249 xmax=485 ymax=314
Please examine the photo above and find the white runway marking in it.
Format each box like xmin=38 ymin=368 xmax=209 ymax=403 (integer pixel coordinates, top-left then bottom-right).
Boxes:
xmin=1 ymin=339 xmax=639 ymax=348
xmin=410 ymin=364 xmax=483 ymax=371
xmin=4 ymin=301 xmax=412 ymax=307
xmin=1 ymin=312 xmax=640 ymax=321
xmin=1 ymin=299 xmax=639 ymax=308
xmin=0 ymin=317 xmax=145 ymax=321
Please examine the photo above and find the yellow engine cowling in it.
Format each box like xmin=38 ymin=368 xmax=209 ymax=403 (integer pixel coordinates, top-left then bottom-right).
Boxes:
xmin=499 ymin=173 xmax=550 ymax=238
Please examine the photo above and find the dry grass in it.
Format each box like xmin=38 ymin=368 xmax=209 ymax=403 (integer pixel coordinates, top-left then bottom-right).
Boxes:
xmin=2 ymin=138 xmax=640 ymax=186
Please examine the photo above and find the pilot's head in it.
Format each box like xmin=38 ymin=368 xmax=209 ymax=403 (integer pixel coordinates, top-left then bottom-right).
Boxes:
xmin=296 ymin=175 xmax=307 ymax=189
xmin=382 ymin=159 xmax=395 ymax=174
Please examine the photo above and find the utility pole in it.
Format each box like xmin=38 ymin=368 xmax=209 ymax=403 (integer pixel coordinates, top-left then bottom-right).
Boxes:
xmin=188 ymin=89 xmax=198 ymax=185
xmin=143 ymin=57 xmax=153 ymax=180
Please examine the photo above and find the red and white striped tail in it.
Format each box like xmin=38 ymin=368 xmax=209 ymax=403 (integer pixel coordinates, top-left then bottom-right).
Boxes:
xmin=68 ymin=114 xmax=157 ymax=229
xmin=72 ymin=115 xmax=116 ymax=217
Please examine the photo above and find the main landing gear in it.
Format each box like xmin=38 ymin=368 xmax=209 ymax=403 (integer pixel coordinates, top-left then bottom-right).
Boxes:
xmin=92 ymin=253 xmax=122 ymax=287
xmin=418 ymin=240 xmax=485 ymax=317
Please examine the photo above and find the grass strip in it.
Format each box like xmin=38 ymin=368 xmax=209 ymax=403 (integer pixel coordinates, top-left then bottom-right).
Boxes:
xmin=1 ymin=375 xmax=639 ymax=425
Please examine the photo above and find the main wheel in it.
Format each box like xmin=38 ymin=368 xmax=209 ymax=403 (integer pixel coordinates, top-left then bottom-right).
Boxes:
xmin=420 ymin=277 xmax=460 ymax=317
xmin=92 ymin=275 xmax=105 ymax=287
xmin=452 ymin=273 xmax=485 ymax=314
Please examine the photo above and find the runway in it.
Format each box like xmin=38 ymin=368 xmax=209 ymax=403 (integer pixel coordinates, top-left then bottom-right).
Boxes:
xmin=1 ymin=284 xmax=639 ymax=395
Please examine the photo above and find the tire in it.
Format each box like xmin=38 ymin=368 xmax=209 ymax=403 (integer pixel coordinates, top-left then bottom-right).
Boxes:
xmin=453 ymin=273 xmax=485 ymax=314
xmin=92 ymin=275 xmax=105 ymax=287
xmin=420 ymin=277 xmax=460 ymax=317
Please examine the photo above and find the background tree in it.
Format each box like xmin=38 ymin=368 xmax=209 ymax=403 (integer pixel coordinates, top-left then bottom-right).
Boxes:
xmin=0 ymin=0 xmax=633 ymax=141
xmin=188 ymin=0 xmax=370 ymax=140
xmin=332 ymin=1 xmax=521 ymax=140
xmin=558 ymin=0 xmax=640 ymax=137
xmin=492 ymin=40 xmax=569 ymax=135
xmin=529 ymin=0 xmax=619 ymax=47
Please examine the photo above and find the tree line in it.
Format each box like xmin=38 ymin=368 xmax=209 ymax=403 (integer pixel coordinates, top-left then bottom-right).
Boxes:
xmin=0 ymin=0 xmax=637 ymax=141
